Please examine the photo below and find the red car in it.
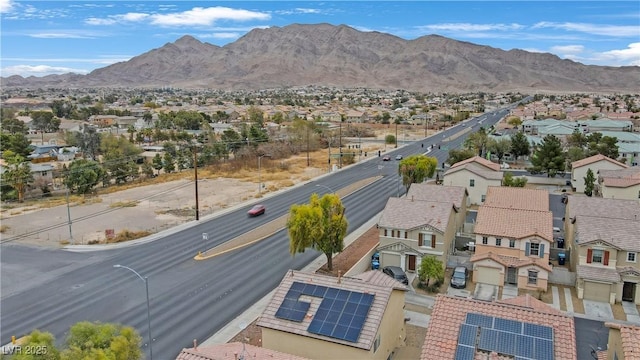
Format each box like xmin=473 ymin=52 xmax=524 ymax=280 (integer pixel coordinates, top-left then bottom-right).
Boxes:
xmin=248 ymin=204 xmax=266 ymax=217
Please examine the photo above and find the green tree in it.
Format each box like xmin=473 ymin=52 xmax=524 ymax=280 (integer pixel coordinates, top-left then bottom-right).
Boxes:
xmin=61 ymin=321 xmax=142 ymax=360
xmin=140 ymin=161 xmax=155 ymax=178
xmin=529 ymin=135 xmax=566 ymax=177
xmin=464 ymin=127 xmax=488 ymax=156
xmin=1 ymin=132 xmax=33 ymax=158
xmin=487 ymin=138 xmax=512 ymax=163
xmin=1 ymin=116 xmax=28 ymax=134
xmin=384 ymin=134 xmax=396 ymax=145
xmin=76 ymin=127 xmax=101 ymax=160
xmin=63 ymin=159 xmax=104 ymax=194
xmin=506 ymin=117 xmax=522 ymax=128
xmin=221 ymin=128 xmax=243 ymax=153
xmin=510 ymin=131 xmax=530 ymax=162
xmin=584 ymin=168 xmax=596 ymax=197
xmin=502 ymin=172 xmax=528 ymax=187
xmin=566 ymin=131 xmax=588 ymax=148
xmin=586 ymin=133 xmax=619 ymax=159
xmin=287 ymin=193 xmax=348 ymax=271
xmin=152 ymin=153 xmax=163 ymax=175
xmin=398 ymin=155 xmax=437 ymax=191
xmin=418 ymin=256 xmax=444 ymax=287
xmin=11 ymin=329 xmax=60 ymax=360
xmin=162 ymin=152 xmax=175 ymax=173
xmin=31 ymin=111 xmax=61 ymax=133
xmin=446 ymin=148 xmax=475 ymax=166
xmin=1 ymin=152 xmax=34 ymax=202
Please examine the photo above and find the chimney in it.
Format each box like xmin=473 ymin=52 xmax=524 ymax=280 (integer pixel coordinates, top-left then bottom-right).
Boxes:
xmin=338 ymin=270 xmax=342 ymax=284
xmin=193 ymin=339 xmax=198 ymax=350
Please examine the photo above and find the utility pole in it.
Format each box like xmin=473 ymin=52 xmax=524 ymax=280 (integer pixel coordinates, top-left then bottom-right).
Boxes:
xmin=395 ymin=120 xmax=398 ymax=148
xmin=339 ymin=119 xmax=343 ymax=168
xmin=193 ymin=145 xmax=199 ymax=221
xmin=66 ymin=186 xmax=73 ymax=244
xmin=306 ymin=124 xmax=310 ymax=166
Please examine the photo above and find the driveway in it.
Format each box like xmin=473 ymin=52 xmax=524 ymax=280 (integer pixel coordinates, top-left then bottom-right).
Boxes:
xmin=582 ymin=300 xmax=614 ymax=320
xmin=473 ymin=283 xmax=498 ymax=301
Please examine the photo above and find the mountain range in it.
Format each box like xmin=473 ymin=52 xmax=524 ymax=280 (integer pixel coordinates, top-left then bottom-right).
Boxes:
xmin=2 ymin=23 xmax=639 ymax=93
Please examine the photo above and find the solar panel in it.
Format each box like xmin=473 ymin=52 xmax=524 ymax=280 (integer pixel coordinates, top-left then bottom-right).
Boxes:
xmin=524 ymin=323 xmax=553 ymax=340
xmin=345 ymin=327 xmax=361 ymax=342
xmin=344 ymin=301 xmax=358 ymax=315
xmin=348 ymin=291 xmax=363 ymax=303
xmin=275 ymin=297 xmax=308 ymax=322
xmin=355 ymin=304 xmax=370 ymax=317
xmin=478 ymin=328 xmax=498 ymax=351
xmin=458 ymin=324 xmax=478 ymax=346
xmin=494 ymin=317 xmax=523 ymax=333
xmin=534 ymin=338 xmax=554 ymax=360
xmin=454 ymin=344 xmax=475 ymax=360
xmin=351 ymin=315 xmax=366 ymax=329
xmin=494 ymin=331 xmax=517 ymax=356
xmin=465 ymin=313 xmax=494 ymax=328
xmin=325 ymin=287 xmax=339 ymax=299
xmin=290 ymin=282 xmax=305 ymax=291
xmin=307 ymin=320 xmax=322 ymax=333
xmin=515 ymin=334 xmax=535 ymax=358
xmin=313 ymin=285 xmax=328 ymax=297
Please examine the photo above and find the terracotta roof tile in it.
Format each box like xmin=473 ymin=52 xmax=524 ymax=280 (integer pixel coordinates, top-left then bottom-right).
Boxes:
xmin=451 ymin=156 xmax=502 ymax=171
xmin=577 ymin=265 xmax=621 ymax=283
xmin=378 ymin=197 xmax=453 ymax=232
xmin=599 ymin=167 xmax=640 ymax=188
xmin=353 ymin=270 xmax=409 ymax=291
xmin=602 ymin=177 xmax=640 ymax=188
xmin=498 ymin=294 xmax=563 ymax=315
xmin=406 ymin=183 xmax=467 ymax=209
xmin=576 ymin=215 xmax=640 ymax=251
xmin=484 ymin=186 xmax=549 ymax=211
xmin=256 ymin=270 xmax=398 ymax=351
xmin=567 ymin=196 xmax=640 ymax=220
xmin=571 ymin=154 xmax=628 ymax=169
xmin=474 ymin=206 xmax=553 ymax=242
xmin=421 ymin=295 xmax=577 ymax=360
xmin=176 ymin=343 xmax=310 ymax=360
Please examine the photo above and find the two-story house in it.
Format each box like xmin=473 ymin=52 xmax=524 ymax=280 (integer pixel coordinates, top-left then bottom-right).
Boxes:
xmin=442 ymin=156 xmax=502 ymax=205
xmin=565 ymin=196 xmax=640 ymax=304
xmin=470 ymin=187 xmax=553 ymax=291
xmin=597 ymin=167 xmax=640 ymax=201
xmin=571 ymin=154 xmax=628 ymax=193
xmin=405 ymin=183 xmax=468 ymax=234
xmin=377 ymin=197 xmax=459 ymax=273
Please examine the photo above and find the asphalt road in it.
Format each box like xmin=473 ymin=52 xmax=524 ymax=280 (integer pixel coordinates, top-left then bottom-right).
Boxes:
xmin=1 ymin=108 xmax=509 ymax=358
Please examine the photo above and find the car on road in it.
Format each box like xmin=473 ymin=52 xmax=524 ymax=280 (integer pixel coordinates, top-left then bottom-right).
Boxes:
xmin=450 ymin=266 xmax=468 ymax=289
xmin=371 ymin=252 xmax=380 ymax=270
xmin=382 ymin=266 xmax=409 ymax=285
xmin=395 ymin=155 xmax=403 ymax=160
xmin=382 ymin=155 xmax=391 ymax=161
xmin=247 ymin=204 xmax=266 ymax=217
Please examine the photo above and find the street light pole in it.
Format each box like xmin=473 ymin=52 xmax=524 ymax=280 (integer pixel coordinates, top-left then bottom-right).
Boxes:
xmin=113 ymin=265 xmax=153 ymax=360
xmin=258 ymin=155 xmax=271 ymax=194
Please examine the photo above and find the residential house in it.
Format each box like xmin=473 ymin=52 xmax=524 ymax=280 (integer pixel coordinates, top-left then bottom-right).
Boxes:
xmin=420 ymin=294 xmax=577 ymax=360
xmin=565 ymin=196 xmax=640 ymax=304
xmin=537 ymin=123 xmax=576 ymax=142
xmin=604 ymin=322 xmax=640 ymax=360
xmin=176 ymin=342 xmax=310 ymax=360
xmin=578 ymin=119 xmax=633 ymax=132
xmin=257 ymin=270 xmax=407 ymax=360
xmin=571 ymin=154 xmax=628 ymax=194
xmin=470 ymin=187 xmax=553 ymax=291
xmin=28 ymin=144 xmax=60 ymax=162
xmin=345 ymin=110 xmax=367 ymax=123
xmin=442 ymin=156 xmax=502 ymax=205
xmin=617 ymin=142 xmax=640 ymax=166
xmin=597 ymin=167 xmax=640 ymax=200
xmin=405 ymin=183 xmax=468 ymax=233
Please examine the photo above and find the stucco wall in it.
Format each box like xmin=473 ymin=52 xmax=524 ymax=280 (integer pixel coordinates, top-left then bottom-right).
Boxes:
xmin=572 ymin=160 xmax=626 ymax=193
xmin=601 ymin=184 xmax=640 ymax=201
xmin=443 ymin=170 xmax=501 ymax=205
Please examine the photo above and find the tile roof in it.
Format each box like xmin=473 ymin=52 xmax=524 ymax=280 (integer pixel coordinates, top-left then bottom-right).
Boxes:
xmin=450 ymin=156 xmax=502 ymax=172
xmin=577 ymin=265 xmax=621 ymax=283
xmin=571 ymin=154 xmax=628 ymax=169
xmin=256 ymin=270 xmax=399 ymax=351
xmin=606 ymin=322 xmax=640 ymax=360
xmin=420 ymin=295 xmax=577 ymax=360
xmin=352 ymin=270 xmax=409 ymax=291
xmin=575 ymin=216 xmax=640 ymax=251
xmin=378 ymin=197 xmax=454 ymax=232
xmin=470 ymin=251 xmax=553 ymax=272
xmin=600 ymin=167 xmax=640 ymax=188
xmin=444 ymin=162 xmax=504 ymax=180
xmin=567 ymin=196 xmax=640 ymax=220
xmin=498 ymin=294 xmax=563 ymax=315
xmin=483 ymin=186 xmax=549 ymax=211
xmin=474 ymin=206 xmax=553 ymax=242
xmin=405 ymin=183 xmax=467 ymax=209
xmin=176 ymin=343 xmax=310 ymax=360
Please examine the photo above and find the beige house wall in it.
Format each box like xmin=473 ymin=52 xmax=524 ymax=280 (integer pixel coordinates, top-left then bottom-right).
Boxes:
xmin=516 ymin=265 xmax=549 ymax=291
xmin=473 ymin=234 xmax=550 ymax=263
xmin=606 ymin=327 xmax=623 ymax=360
xmin=443 ymin=170 xmax=501 ymax=205
xmin=261 ymin=291 xmax=406 ymax=360
xmin=601 ymin=184 xmax=640 ymax=201
xmin=572 ymin=160 xmax=626 ymax=193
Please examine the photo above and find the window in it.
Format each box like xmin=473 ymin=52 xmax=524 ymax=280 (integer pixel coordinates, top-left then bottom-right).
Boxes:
xmin=418 ymin=233 xmax=424 ymax=247
xmin=374 ymin=334 xmax=381 ymax=352
xmin=529 ymin=243 xmax=540 ymax=256
xmin=431 ymin=234 xmax=436 ymax=248
xmin=482 ymin=236 xmax=488 ymax=245
xmin=592 ymin=249 xmax=604 ymax=263
xmin=628 ymin=252 xmax=637 ymax=263
xmin=495 ymin=238 xmax=502 ymax=246
xmin=638 ymin=190 xmax=640 ymax=199
xmin=384 ymin=229 xmax=388 ymax=236
xmin=528 ymin=270 xmax=538 ymax=285
xmin=481 ymin=195 xmax=486 ymax=202
xmin=404 ymin=231 xmax=408 ymax=239
xmin=509 ymin=239 xmax=515 ymax=248
xmin=470 ymin=179 xmax=475 ymax=187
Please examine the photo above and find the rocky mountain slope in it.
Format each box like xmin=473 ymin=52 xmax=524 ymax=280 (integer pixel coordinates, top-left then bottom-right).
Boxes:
xmin=3 ymin=23 xmax=638 ymax=93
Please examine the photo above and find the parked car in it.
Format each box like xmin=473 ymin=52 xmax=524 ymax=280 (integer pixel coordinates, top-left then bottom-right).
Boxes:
xmin=382 ymin=266 xmax=409 ymax=285
xmin=247 ymin=204 xmax=266 ymax=217
xmin=371 ymin=252 xmax=380 ymax=270
xmin=382 ymin=155 xmax=391 ymax=161
xmin=395 ymin=155 xmax=403 ymax=160
xmin=450 ymin=266 xmax=468 ymax=289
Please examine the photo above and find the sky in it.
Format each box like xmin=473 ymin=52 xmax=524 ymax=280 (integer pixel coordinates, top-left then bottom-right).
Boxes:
xmin=1 ymin=1 xmax=639 ymax=78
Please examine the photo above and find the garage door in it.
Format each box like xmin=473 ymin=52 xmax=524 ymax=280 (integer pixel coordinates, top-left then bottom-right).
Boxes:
xmin=476 ymin=267 xmax=501 ymax=286
xmin=381 ymin=252 xmax=400 ymax=269
xmin=584 ymin=281 xmax=611 ymax=303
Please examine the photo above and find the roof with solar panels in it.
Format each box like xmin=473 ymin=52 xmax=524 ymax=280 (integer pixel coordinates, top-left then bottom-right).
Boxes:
xmin=421 ymin=294 xmax=577 ymax=360
xmin=257 ymin=270 xmax=407 ymax=350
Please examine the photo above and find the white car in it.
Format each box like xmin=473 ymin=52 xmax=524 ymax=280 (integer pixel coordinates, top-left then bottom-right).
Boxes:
xmin=500 ymin=162 xmax=510 ymax=169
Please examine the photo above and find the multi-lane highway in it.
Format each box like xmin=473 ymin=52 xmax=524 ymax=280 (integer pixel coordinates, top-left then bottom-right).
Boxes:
xmin=0 ymin=108 xmax=509 ymax=358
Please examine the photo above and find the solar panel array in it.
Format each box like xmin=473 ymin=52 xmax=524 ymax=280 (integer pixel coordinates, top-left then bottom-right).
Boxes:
xmin=454 ymin=313 xmax=554 ymax=360
xmin=274 ymin=281 xmax=375 ymax=343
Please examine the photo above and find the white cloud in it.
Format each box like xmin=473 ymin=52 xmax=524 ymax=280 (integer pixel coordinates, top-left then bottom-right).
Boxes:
xmin=294 ymin=8 xmax=322 ymax=14
xmin=85 ymin=17 xmax=117 ymax=26
xmin=1 ymin=65 xmax=90 ymax=77
xmin=418 ymin=23 xmax=525 ymax=32
xmin=86 ymin=12 xmax=149 ymax=25
xmin=30 ymin=32 xmax=96 ymax=39
xmin=150 ymin=7 xmax=270 ymax=27
xmin=0 ymin=0 xmax=15 ymax=13
xmin=596 ymin=43 xmax=640 ymax=66
xmin=550 ymin=45 xmax=585 ymax=55
xmin=200 ymin=32 xmax=241 ymax=39
xmin=533 ymin=22 xmax=640 ymax=37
